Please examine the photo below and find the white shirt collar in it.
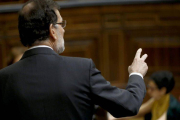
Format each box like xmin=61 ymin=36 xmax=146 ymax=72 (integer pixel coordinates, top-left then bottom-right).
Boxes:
xmin=28 ymin=45 xmax=53 ymax=51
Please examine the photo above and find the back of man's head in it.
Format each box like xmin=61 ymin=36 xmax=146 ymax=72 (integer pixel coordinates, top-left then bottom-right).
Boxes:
xmin=18 ymin=0 xmax=60 ymax=47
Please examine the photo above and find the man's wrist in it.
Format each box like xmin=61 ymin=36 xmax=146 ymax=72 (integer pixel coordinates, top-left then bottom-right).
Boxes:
xmin=129 ymin=72 xmax=143 ymax=79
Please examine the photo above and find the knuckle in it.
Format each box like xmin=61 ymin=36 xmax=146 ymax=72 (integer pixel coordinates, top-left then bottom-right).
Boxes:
xmin=134 ymin=58 xmax=138 ymax=61
xmin=138 ymin=59 xmax=143 ymax=62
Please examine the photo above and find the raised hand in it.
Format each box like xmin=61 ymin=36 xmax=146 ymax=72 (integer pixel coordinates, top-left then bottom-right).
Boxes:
xmin=128 ymin=48 xmax=148 ymax=77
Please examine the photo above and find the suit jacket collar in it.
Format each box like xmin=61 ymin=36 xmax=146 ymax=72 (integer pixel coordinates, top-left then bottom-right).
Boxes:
xmin=21 ymin=47 xmax=57 ymax=60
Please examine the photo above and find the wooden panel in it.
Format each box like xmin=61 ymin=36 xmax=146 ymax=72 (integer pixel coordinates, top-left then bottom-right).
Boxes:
xmin=125 ymin=29 xmax=180 ymax=102
xmin=125 ymin=33 xmax=180 ymax=73
xmin=61 ymin=39 xmax=99 ymax=66
xmin=0 ymin=3 xmax=180 ymax=101
xmin=103 ymin=14 xmax=122 ymax=28
xmin=0 ymin=40 xmax=5 ymax=68
xmin=123 ymin=13 xmax=157 ymax=28
xmin=63 ymin=31 xmax=101 ymax=69
xmin=102 ymin=31 xmax=126 ymax=85
xmin=64 ymin=14 xmax=101 ymax=31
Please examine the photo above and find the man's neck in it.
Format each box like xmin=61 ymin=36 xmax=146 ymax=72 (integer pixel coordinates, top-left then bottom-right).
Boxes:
xmin=28 ymin=45 xmax=53 ymax=51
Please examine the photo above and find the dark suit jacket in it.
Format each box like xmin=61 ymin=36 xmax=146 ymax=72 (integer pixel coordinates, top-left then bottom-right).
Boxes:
xmin=0 ymin=47 xmax=146 ymax=120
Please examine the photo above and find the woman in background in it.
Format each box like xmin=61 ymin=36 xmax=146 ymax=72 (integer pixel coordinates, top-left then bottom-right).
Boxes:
xmin=7 ymin=46 xmax=26 ymax=65
xmin=109 ymin=71 xmax=180 ymax=120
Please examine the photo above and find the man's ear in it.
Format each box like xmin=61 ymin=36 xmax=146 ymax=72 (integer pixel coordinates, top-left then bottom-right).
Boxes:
xmin=49 ymin=24 xmax=57 ymax=40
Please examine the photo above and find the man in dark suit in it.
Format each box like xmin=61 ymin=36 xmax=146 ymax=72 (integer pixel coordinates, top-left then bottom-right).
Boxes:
xmin=0 ymin=0 xmax=148 ymax=120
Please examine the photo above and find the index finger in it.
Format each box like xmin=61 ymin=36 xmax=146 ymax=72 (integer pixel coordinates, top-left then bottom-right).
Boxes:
xmin=135 ymin=48 xmax=142 ymax=59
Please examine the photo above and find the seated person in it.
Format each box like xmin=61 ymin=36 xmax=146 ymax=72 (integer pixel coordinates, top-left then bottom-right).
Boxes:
xmin=108 ymin=71 xmax=180 ymax=120
xmin=7 ymin=46 xmax=26 ymax=65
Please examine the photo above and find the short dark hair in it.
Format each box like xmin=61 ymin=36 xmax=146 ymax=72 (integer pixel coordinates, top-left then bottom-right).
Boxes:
xmin=18 ymin=0 xmax=60 ymax=46
xmin=150 ymin=71 xmax=175 ymax=94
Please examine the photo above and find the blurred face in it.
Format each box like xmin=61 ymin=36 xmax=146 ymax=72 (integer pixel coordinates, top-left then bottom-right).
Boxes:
xmin=54 ymin=9 xmax=65 ymax=54
xmin=147 ymin=80 xmax=166 ymax=100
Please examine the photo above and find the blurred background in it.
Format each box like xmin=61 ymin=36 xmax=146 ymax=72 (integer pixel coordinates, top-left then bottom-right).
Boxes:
xmin=0 ymin=0 xmax=180 ymax=120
